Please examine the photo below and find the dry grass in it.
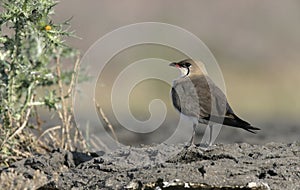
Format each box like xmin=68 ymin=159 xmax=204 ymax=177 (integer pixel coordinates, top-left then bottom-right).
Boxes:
xmin=35 ymin=55 xmax=88 ymax=152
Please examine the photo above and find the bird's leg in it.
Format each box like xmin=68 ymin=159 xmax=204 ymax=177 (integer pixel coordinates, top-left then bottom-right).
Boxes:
xmin=185 ymin=122 xmax=196 ymax=148
xmin=182 ymin=121 xmax=200 ymax=159
xmin=190 ymin=124 xmax=196 ymax=145
xmin=198 ymin=124 xmax=214 ymax=150
xmin=208 ymin=124 xmax=213 ymax=147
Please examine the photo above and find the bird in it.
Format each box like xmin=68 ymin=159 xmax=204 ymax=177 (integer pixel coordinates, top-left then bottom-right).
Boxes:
xmin=169 ymin=59 xmax=260 ymax=147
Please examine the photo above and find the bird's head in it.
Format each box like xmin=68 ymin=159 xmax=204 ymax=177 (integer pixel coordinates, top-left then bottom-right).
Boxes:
xmin=169 ymin=59 xmax=208 ymax=77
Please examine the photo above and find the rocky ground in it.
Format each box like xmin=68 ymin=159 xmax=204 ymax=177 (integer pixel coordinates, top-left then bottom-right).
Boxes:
xmin=0 ymin=142 xmax=299 ymax=190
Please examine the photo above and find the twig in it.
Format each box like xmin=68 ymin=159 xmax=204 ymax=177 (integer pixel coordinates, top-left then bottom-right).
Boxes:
xmin=68 ymin=55 xmax=88 ymax=151
xmin=37 ymin=125 xmax=61 ymax=141
xmin=66 ymin=55 xmax=80 ymax=98
xmin=95 ymin=101 xmax=118 ymax=142
xmin=55 ymin=55 xmax=68 ymax=149
xmin=55 ymin=55 xmax=81 ymax=151
xmin=74 ymin=126 xmax=88 ymax=152
xmin=90 ymin=134 xmax=109 ymax=152
xmin=33 ymin=94 xmax=43 ymax=135
xmin=8 ymin=94 xmax=34 ymax=141
xmin=47 ymin=130 xmax=60 ymax=149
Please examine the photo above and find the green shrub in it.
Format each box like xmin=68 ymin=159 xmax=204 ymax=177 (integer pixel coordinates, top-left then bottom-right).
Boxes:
xmin=0 ymin=0 xmax=82 ymax=165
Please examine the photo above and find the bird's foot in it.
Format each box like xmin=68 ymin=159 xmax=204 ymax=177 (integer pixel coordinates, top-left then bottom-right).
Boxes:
xmin=184 ymin=141 xmax=195 ymax=149
xmin=196 ymin=143 xmax=216 ymax=151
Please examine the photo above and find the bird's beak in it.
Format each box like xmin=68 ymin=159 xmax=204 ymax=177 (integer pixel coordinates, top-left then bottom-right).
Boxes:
xmin=169 ymin=62 xmax=177 ymax=67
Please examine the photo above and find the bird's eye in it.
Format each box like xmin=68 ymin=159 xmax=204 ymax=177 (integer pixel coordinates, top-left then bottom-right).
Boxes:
xmin=184 ymin=62 xmax=191 ymax=68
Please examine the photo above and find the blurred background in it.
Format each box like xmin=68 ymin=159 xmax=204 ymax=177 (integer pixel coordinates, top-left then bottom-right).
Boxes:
xmin=50 ymin=0 xmax=299 ymax=146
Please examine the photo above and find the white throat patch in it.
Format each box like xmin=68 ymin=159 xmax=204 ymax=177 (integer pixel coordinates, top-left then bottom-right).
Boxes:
xmin=179 ymin=67 xmax=189 ymax=77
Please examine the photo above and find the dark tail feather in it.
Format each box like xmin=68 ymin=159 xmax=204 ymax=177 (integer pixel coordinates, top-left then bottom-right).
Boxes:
xmin=206 ymin=115 xmax=261 ymax=133
xmin=222 ymin=117 xmax=260 ymax=133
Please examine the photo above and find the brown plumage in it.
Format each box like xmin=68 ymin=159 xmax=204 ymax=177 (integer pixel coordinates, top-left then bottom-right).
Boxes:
xmin=170 ymin=59 xmax=260 ymax=146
